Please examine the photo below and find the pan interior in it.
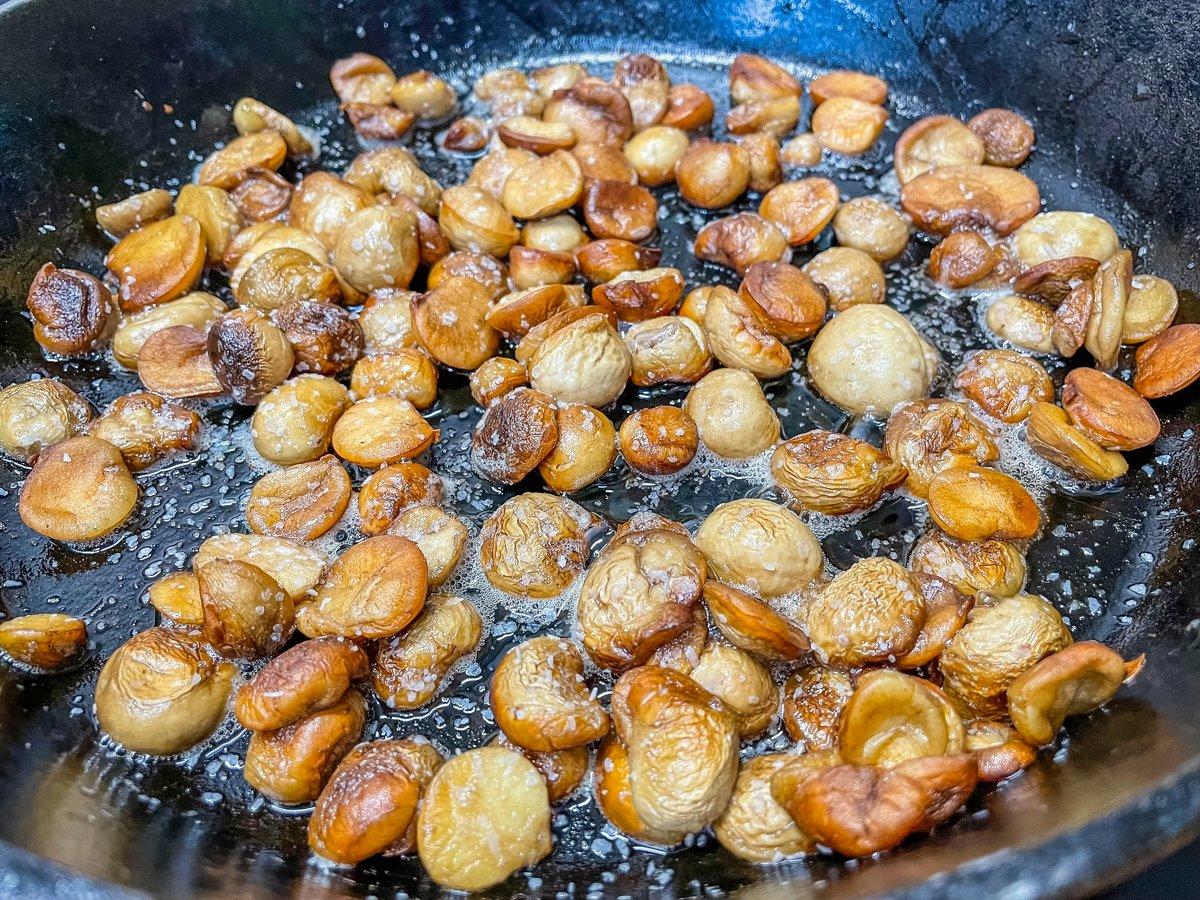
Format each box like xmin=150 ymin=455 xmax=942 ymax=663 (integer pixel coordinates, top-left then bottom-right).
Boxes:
xmin=0 ymin=7 xmax=1199 ymax=897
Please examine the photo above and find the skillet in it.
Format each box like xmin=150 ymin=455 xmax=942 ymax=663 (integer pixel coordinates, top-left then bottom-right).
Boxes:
xmin=0 ymin=0 xmax=1199 ymax=896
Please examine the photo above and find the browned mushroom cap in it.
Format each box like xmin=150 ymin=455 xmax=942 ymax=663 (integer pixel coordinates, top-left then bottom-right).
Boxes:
xmin=662 ymin=83 xmax=715 ymax=130
xmin=234 ymin=636 xmax=368 ymax=732
xmin=895 ymin=576 xmax=975 ymax=670
xmin=954 ymin=349 xmax=1054 ymax=424
xmin=688 ymin=643 xmax=779 ymax=737
xmin=893 ymin=115 xmax=985 ymax=185
xmin=808 ymin=69 xmax=888 ymax=105
xmin=770 ymin=754 xmax=978 ymax=857
xmin=838 ymin=669 xmax=965 ymax=766
xmin=197 ymin=558 xmax=294 ymax=659
xmin=1007 ymin=641 xmax=1135 ymax=746
xmin=609 ymin=664 xmax=739 ymax=842
xmin=1061 ymin=367 xmax=1160 ymax=451
xmin=900 ymin=164 xmax=1041 ymax=236
xmin=759 ymin=178 xmax=841 ymax=246
xmin=593 ymin=268 xmax=684 ymax=322
xmin=26 ymin=263 xmax=116 ymax=356
xmin=926 ymin=466 xmax=1041 ymax=542
xmin=470 ymin=386 xmax=559 ymax=484
xmin=927 ymin=231 xmax=1001 ymax=289
xmin=274 ymin=300 xmax=364 ymax=377
xmin=582 ymin=180 xmax=659 ymax=242
xmin=138 ymin=325 xmax=226 ymax=399
xmin=479 ymin=493 xmax=598 ymax=599
xmin=577 ymin=528 xmax=706 ymax=671
xmin=782 ymin=665 xmax=854 ymax=751
xmin=968 ymin=108 xmax=1035 ymax=167
xmin=702 ymin=580 xmax=809 ymax=661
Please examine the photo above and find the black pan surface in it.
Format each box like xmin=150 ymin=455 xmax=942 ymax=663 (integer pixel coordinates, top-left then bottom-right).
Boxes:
xmin=0 ymin=0 xmax=1199 ymax=897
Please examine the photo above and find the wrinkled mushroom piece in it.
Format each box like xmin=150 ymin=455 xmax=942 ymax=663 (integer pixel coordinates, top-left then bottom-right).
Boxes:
xmin=0 ymin=613 xmax=88 ymax=672
xmin=0 ymin=379 xmax=92 ymax=462
xmin=782 ymin=666 xmax=854 ymax=751
xmin=235 ymin=637 xmax=368 ymax=732
xmin=883 ymin=398 xmax=998 ymax=498
xmin=310 ymin=737 xmax=444 ymax=864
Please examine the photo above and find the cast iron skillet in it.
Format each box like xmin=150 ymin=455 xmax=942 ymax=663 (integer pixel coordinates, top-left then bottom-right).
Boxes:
xmin=1 ymin=0 xmax=1199 ymax=896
